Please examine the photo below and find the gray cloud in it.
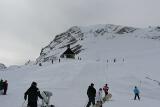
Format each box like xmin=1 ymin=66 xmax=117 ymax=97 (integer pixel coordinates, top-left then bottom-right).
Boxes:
xmin=0 ymin=0 xmax=160 ymax=65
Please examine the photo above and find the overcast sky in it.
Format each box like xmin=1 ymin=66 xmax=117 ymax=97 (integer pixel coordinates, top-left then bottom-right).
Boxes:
xmin=0 ymin=0 xmax=160 ymax=66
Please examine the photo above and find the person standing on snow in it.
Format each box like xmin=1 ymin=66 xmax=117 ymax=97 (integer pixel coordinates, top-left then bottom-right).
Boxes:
xmin=103 ymin=84 xmax=109 ymax=96
xmin=96 ymin=88 xmax=103 ymax=107
xmin=24 ymin=82 xmax=43 ymax=107
xmin=133 ymin=86 xmax=140 ymax=100
xmin=86 ymin=83 xmax=96 ymax=107
xmin=0 ymin=79 xmax=3 ymax=94
xmin=113 ymin=58 xmax=116 ymax=63
xmin=0 ymin=79 xmax=3 ymax=90
xmin=51 ymin=59 xmax=54 ymax=64
xmin=3 ymin=80 xmax=8 ymax=95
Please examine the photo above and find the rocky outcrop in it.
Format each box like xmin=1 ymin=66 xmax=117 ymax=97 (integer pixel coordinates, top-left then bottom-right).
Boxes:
xmin=0 ymin=63 xmax=7 ymax=70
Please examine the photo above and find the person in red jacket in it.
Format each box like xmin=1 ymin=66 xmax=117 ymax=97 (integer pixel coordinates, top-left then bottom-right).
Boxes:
xmin=103 ymin=84 xmax=109 ymax=96
xmin=3 ymin=80 xmax=8 ymax=95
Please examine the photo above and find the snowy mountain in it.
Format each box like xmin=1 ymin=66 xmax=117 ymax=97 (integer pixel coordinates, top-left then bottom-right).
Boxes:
xmin=1 ymin=24 xmax=160 ymax=107
xmin=0 ymin=63 xmax=7 ymax=70
xmin=36 ymin=24 xmax=160 ymax=64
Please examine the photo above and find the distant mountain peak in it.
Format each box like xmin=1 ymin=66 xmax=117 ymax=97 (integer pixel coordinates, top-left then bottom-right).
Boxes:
xmin=36 ymin=24 xmax=160 ymax=64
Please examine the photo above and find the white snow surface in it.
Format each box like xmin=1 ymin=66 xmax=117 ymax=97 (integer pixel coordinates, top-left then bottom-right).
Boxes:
xmin=1 ymin=29 xmax=160 ymax=107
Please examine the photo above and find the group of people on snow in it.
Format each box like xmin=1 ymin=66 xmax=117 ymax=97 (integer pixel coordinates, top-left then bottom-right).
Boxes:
xmin=0 ymin=79 xmax=140 ymax=107
xmin=0 ymin=79 xmax=8 ymax=95
xmin=86 ymin=83 xmax=140 ymax=107
xmin=23 ymin=81 xmax=140 ymax=107
xmin=86 ymin=83 xmax=109 ymax=107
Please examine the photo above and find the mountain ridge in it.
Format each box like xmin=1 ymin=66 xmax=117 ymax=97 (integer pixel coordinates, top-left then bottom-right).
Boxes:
xmin=36 ymin=24 xmax=160 ymax=64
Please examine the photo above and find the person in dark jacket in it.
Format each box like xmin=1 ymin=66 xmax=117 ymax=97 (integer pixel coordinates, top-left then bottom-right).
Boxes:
xmin=0 ymin=79 xmax=3 ymax=90
xmin=3 ymin=80 xmax=8 ymax=95
xmin=0 ymin=79 xmax=4 ymax=95
xmin=24 ymin=82 xmax=43 ymax=107
xmin=86 ymin=83 xmax=96 ymax=107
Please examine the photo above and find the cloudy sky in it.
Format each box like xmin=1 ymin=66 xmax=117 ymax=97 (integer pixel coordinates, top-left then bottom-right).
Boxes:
xmin=0 ymin=0 xmax=160 ymax=66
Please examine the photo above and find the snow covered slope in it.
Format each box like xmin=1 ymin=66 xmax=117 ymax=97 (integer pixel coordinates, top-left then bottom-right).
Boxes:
xmin=36 ymin=24 xmax=160 ymax=64
xmin=1 ymin=56 xmax=160 ymax=107
xmin=1 ymin=24 xmax=160 ymax=107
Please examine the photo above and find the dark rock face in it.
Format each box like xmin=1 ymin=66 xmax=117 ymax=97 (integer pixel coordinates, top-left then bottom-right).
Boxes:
xmin=0 ymin=63 xmax=7 ymax=70
xmin=37 ymin=26 xmax=84 ymax=63
xmin=116 ymin=27 xmax=137 ymax=34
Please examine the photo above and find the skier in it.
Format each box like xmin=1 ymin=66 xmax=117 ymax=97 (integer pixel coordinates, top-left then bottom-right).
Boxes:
xmin=96 ymin=88 xmax=103 ymax=107
xmin=3 ymin=80 xmax=8 ymax=95
xmin=39 ymin=63 xmax=42 ymax=66
xmin=86 ymin=83 xmax=96 ymax=107
xmin=133 ymin=86 xmax=140 ymax=100
xmin=103 ymin=84 xmax=109 ymax=96
xmin=113 ymin=58 xmax=116 ymax=63
xmin=107 ymin=59 xmax=109 ymax=63
xmin=24 ymin=82 xmax=43 ymax=107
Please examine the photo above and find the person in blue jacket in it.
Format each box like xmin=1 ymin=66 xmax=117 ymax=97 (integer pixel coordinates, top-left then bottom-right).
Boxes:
xmin=134 ymin=86 xmax=140 ymax=100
